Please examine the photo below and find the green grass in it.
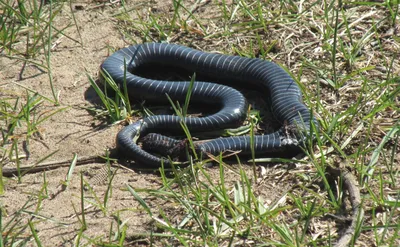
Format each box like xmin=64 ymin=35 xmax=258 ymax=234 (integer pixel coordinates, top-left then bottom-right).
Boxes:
xmin=0 ymin=91 xmax=67 ymax=184
xmin=1 ymin=0 xmax=81 ymax=104
xmin=87 ymin=67 xmax=135 ymax=125
xmin=1 ymin=0 xmax=399 ymax=246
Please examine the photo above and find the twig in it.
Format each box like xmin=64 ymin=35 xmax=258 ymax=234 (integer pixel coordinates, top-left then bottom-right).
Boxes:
xmin=2 ymin=154 xmax=118 ymax=177
xmin=327 ymin=166 xmax=363 ymax=247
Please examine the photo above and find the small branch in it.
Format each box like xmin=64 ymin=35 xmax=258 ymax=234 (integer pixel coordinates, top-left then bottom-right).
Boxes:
xmin=327 ymin=166 xmax=363 ymax=247
xmin=2 ymin=154 xmax=117 ymax=177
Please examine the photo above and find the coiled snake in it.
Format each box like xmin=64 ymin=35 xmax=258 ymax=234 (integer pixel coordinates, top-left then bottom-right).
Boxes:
xmin=101 ymin=43 xmax=316 ymax=167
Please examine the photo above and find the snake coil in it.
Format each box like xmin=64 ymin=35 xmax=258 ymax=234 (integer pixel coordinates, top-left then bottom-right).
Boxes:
xmin=101 ymin=43 xmax=316 ymax=167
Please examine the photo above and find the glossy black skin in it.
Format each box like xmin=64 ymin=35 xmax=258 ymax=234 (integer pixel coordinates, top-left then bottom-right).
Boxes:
xmin=101 ymin=43 xmax=316 ymax=167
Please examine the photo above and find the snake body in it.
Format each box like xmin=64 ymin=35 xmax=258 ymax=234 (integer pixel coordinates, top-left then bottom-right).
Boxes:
xmin=101 ymin=43 xmax=316 ymax=167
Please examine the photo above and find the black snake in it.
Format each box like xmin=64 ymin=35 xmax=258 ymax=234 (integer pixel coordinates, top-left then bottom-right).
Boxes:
xmin=101 ymin=43 xmax=316 ymax=167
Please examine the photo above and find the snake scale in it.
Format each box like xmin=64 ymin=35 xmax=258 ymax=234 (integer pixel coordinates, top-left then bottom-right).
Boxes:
xmin=101 ymin=43 xmax=316 ymax=167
